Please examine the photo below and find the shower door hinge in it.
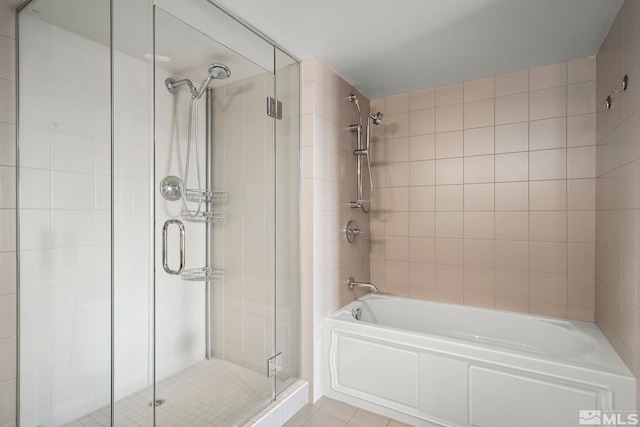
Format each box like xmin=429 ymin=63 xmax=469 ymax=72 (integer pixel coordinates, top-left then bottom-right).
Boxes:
xmin=266 ymin=97 xmax=283 ymax=120
xmin=267 ymin=352 xmax=283 ymax=377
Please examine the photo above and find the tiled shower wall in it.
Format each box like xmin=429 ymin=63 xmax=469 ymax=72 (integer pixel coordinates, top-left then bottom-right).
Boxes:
xmin=369 ymin=58 xmax=597 ymax=321
xmin=595 ymin=0 xmax=640 ymax=394
xmin=300 ymin=58 xmax=371 ymax=401
xmin=0 ymin=4 xmax=16 ymax=427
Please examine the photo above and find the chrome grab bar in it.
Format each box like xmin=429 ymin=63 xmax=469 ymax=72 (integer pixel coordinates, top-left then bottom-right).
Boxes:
xmin=162 ymin=219 xmax=185 ymax=275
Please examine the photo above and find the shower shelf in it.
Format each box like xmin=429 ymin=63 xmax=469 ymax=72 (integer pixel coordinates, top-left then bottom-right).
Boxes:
xmin=181 ymin=210 xmax=226 ymax=223
xmin=185 ymin=189 xmax=228 ymax=203
xmin=181 ymin=267 xmax=225 ymax=282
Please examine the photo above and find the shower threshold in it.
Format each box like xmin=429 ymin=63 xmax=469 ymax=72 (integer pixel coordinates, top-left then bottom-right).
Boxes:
xmin=62 ymin=358 xmax=283 ymax=427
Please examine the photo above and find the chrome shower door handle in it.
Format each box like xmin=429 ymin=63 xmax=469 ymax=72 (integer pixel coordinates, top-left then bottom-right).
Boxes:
xmin=162 ymin=219 xmax=185 ymax=275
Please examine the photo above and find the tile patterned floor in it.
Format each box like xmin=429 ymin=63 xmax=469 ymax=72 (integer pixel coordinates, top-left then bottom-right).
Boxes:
xmin=283 ymin=397 xmax=413 ymax=427
xmin=63 ymin=358 xmax=278 ymax=427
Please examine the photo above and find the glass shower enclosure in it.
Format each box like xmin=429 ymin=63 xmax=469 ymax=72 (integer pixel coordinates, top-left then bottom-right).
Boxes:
xmin=15 ymin=0 xmax=300 ymax=425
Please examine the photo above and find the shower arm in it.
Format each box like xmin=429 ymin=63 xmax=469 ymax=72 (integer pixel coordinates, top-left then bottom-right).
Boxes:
xmin=165 ymin=78 xmax=197 ymax=97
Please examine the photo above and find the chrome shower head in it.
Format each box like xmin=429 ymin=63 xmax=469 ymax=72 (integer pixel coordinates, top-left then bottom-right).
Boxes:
xmin=208 ymin=63 xmax=231 ymax=79
xmin=194 ymin=63 xmax=231 ymax=98
xmin=369 ymin=112 xmax=383 ymax=125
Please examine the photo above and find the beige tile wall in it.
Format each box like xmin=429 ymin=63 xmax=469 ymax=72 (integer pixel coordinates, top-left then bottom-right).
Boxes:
xmin=370 ymin=58 xmax=597 ymax=321
xmin=595 ymin=0 xmax=640 ymax=401
xmin=300 ymin=59 xmax=370 ymax=401
xmin=0 ymin=4 xmax=16 ymax=427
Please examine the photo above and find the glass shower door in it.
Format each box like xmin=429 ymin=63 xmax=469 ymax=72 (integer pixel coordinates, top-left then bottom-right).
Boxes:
xmin=153 ymin=7 xmax=277 ymax=425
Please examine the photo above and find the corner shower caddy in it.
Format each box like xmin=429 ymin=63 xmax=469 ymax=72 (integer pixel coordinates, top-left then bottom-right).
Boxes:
xmin=180 ymin=187 xmax=227 ymax=281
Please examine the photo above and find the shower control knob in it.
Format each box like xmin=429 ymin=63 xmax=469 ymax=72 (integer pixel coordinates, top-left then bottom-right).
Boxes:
xmin=346 ymin=220 xmax=366 ymax=243
xmin=160 ymin=176 xmax=183 ymax=201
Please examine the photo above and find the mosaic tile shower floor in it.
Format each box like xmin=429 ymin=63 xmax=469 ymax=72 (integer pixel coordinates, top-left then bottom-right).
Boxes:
xmin=62 ymin=358 xmax=278 ymax=427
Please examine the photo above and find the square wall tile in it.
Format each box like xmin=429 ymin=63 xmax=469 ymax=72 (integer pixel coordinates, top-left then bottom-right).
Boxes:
xmin=529 ymin=149 xmax=566 ymax=180
xmin=409 ymin=261 xmax=435 ymax=287
xmin=464 ymin=98 xmax=494 ymax=129
xmin=529 ymin=117 xmax=566 ymax=150
xmin=495 ymin=269 xmax=529 ymax=300
xmin=464 ymin=77 xmax=495 ymax=101
xmin=568 ymin=211 xmax=595 ymax=243
xmin=568 ymin=243 xmax=595 ymax=275
xmin=495 ymin=152 xmax=528 ymax=182
xmin=464 ymin=266 xmax=495 ymax=295
xmin=495 ymin=211 xmax=528 ymax=241
xmin=464 ymin=183 xmax=494 ymax=211
xmin=567 ymin=146 xmax=596 ymax=179
xmin=567 ymin=81 xmax=596 ymax=116
xmin=410 ymin=88 xmax=435 ymax=110
xmin=409 ymin=134 xmax=435 ymax=160
xmin=495 ymin=69 xmax=528 ymax=96
xmin=464 ymin=212 xmax=494 ymax=240
xmin=567 ymin=114 xmax=596 ymax=147
xmin=409 ymin=160 xmax=435 ymax=186
xmin=387 ymin=162 xmax=411 ymax=187
xmin=435 ymin=104 xmax=463 ymax=132
xmin=495 ymin=240 xmax=529 ymax=270
xmin=568 ymin=179 xmax=595 ymax=210
xmin=530 ymin=86 xmax=567 ymax=120
xmin=495 ymin=182 xmax=528 ymax=211
xmin=529 ymin=271 xmax=567 ymax=304
xmin=409 ymin=186 xmax=435 ymax=211
xmin=435 ymin=213 xmax=463 ymax=238
xmin=495 ymin=122 xmax=528 ymax=154
xmin=386 ymin=113 xmax=409 ymax=138
xmin=495 ymin=92 xmax=528 ymax=125
xmin=435 ymin=185 xmax=463 ymax=211
xmin=385 ymin=260 xmax=409 ymax=285
xmin=435 ymin=131 xmax=463 ymax=159
xmin=529 ymin=62 xmax=567 ymax=90
xmin=410 ymin=108 xmax=435 ymax=136
xmin=386 ymin=137 xmax=410 ymax=163
xmin=435 ymin=83 xmax=463 ymax=106
xmin=464 ymin=155 xmax=494 ymax=183
xmin=464 ymin=127 xmax=494 ymax=156
xmin=567 ymin=275 xmax=595 ymax=308
xmin=530 ymin=241 xmax=567 ymax=273
xmin=386 ymin=93 xmax=409 ymax=114
xmin=568 ymin=56 xmax=595 ymax=84
xmin=409 ymin=237 xmax=435 ymax=263
xmin=529 ymin=211 xmax=567 ymax=242
xmin=435 ymin=240 xmax=464 ymax=267
xmin=409 ymin=212 xmax=435 ymax=237
xmin=530 ymin=180 xmax=566 ymax=211
xmin=435 ymin=158 xmax=463 ymax=185
xmin=435 ymin=265 xmax=464 ymax=293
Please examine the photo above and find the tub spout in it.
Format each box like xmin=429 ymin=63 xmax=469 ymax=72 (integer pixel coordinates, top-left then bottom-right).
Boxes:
xmin=347 ymin=276 xmax=378 ymax=293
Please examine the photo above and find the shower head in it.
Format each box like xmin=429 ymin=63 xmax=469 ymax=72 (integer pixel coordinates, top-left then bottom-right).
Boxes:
xmin=208 ymin=63 xmax=231 ymax=79
xmin=369 ymin=112 xmax=383 ymax=125
xmin=194 ymin=63 xmax=231 ymax=98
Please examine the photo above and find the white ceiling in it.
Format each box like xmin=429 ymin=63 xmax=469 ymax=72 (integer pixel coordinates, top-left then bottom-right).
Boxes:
xmin=213 ymin=0 xmax=623 ymax=100
xmin=5 ymin=0 xmax=624 ymax=100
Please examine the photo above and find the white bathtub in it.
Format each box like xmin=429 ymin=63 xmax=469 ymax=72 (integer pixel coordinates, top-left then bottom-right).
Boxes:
xmin=323 ymin=294 xmax=636 ymax=427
